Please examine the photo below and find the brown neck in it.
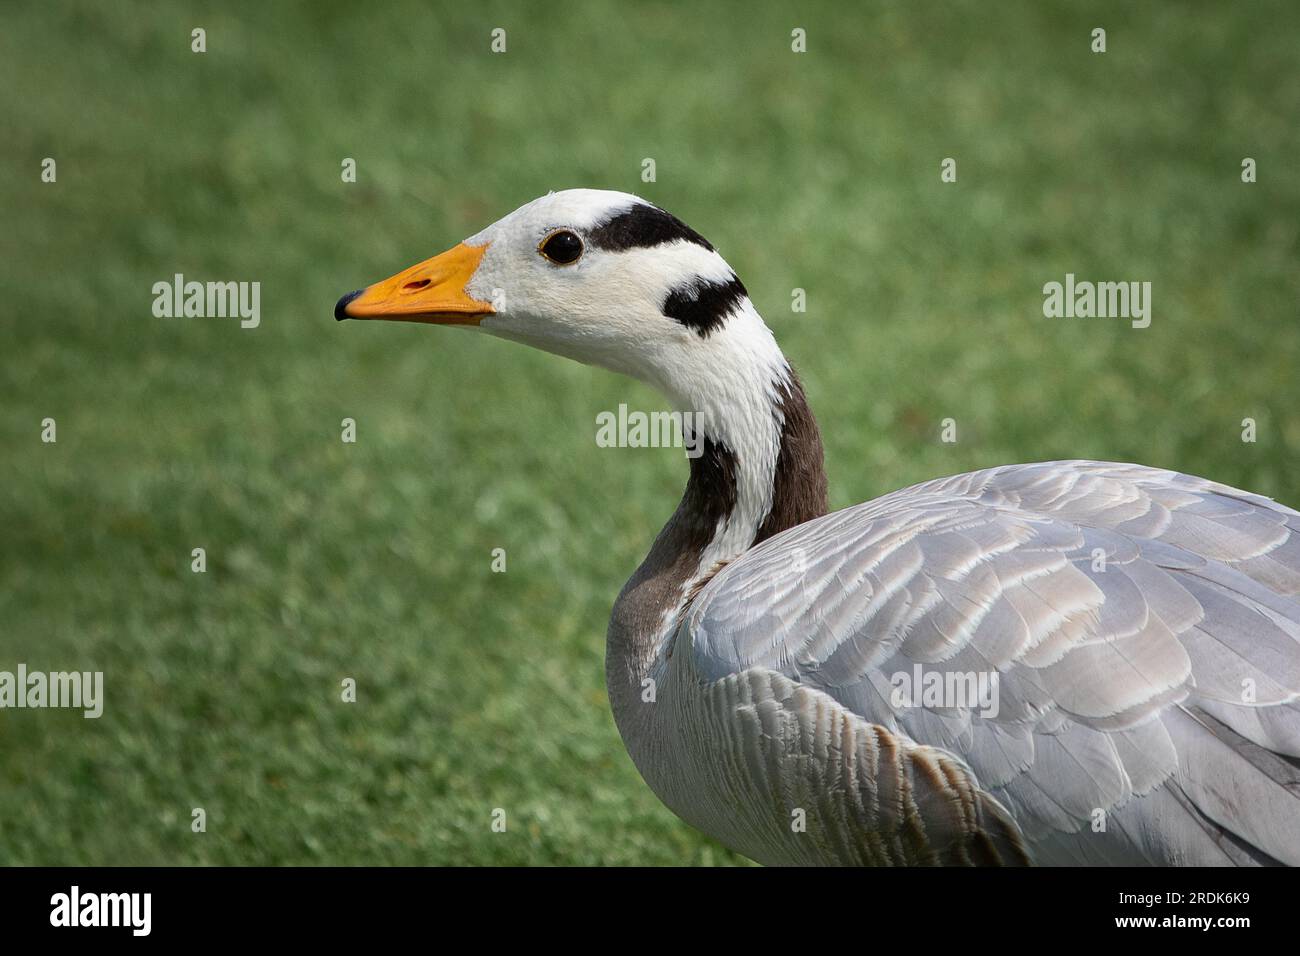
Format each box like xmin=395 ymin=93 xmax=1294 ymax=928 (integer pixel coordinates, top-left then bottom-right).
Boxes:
xmin=658 ymin=368 xmax=826 ymax=583
xmin=606 ymin=368 xmax=828 ymax=705
xmin=752 ymin=373 xmax=829 ymax=545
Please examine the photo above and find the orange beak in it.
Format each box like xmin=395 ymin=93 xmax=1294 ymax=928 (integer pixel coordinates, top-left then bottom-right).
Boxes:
xmin=335 ymin=242 xmax=495 ymax=324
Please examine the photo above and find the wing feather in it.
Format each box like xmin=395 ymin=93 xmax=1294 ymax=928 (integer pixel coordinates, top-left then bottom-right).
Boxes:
xmin=685 ymin=461 xmax=1300 ymax=864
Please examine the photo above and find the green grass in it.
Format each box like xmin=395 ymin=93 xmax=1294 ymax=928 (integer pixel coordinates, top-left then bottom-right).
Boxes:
xmin=2 ymin=0 xmax=1298 ymax=865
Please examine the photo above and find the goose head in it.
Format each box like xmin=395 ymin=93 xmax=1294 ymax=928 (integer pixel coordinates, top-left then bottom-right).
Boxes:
xmin=336 ymin=188 xmax=826 ymax=600
xmin=335 ymin=189 xmax=786 ymax=411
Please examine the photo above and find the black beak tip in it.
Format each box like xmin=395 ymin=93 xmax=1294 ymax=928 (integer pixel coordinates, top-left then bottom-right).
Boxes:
xmin=335 ymin=289 xmax=364 ymax=321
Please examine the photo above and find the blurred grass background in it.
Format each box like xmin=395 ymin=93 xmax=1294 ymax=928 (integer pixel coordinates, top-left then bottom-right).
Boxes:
xmin=1 ymin=0 xmax=1298 ymax=864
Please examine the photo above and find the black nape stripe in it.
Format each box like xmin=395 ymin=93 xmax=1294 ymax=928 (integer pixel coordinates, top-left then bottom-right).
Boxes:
xmin=683 ymin=435 xmax=739 ymax=547
xmin=587 ymin=203 xmax=715 ymax=252
xmin=753 ymin=373 xmax=828 ymax=545
xmin=662 ymin=275 xmax=748 ymax=338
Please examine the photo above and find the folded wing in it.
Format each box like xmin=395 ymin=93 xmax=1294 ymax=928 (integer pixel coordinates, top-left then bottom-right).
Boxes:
xmin=685 ymin=461 xmax=1300 ymax=865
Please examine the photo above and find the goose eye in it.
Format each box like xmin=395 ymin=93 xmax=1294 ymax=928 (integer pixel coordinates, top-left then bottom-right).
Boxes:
xmin=539 ymin=229 xmax=584 ymax=265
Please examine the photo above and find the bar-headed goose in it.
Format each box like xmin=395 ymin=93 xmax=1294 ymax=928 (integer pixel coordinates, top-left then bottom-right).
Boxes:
xmin=337 ymin=189 xmax=1300 ymax=866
